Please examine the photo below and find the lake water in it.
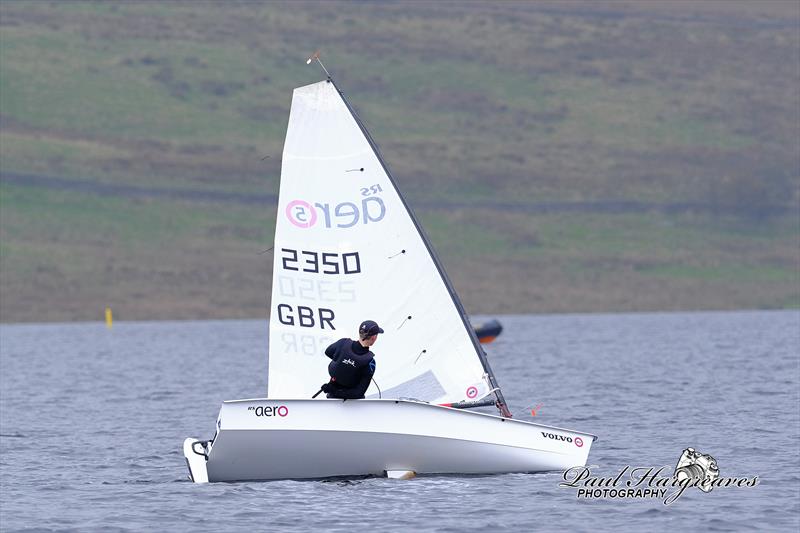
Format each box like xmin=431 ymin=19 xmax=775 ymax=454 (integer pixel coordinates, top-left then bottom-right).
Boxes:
xmin=1 ymin=311 xmax=798 ymax=532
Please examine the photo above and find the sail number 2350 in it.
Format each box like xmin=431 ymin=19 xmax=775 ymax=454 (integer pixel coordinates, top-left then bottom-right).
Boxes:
xmin=280 ymin=248 xmax=361 ymax=275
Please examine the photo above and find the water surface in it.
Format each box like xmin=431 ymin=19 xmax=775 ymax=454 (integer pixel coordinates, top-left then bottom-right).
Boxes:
xmin=1 ymin=311 xmax=798 ymax=531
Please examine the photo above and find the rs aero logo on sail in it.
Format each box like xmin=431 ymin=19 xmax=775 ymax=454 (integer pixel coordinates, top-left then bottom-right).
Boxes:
xmin=286 ymin=184 xmax=386 ymax=229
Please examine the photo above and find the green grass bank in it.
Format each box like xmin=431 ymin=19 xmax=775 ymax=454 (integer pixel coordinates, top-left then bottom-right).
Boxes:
xmin=1 ymin=1 xmax=798 ymax=321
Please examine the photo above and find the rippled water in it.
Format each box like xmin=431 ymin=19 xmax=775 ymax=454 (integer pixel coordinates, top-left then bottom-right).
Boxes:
xmin=1 ymin=311 xmax=798 ymax=532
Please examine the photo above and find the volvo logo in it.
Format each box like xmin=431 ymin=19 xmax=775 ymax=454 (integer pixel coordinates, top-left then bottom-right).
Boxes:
xmin=542 ymin=431 xmax=573 ymax=443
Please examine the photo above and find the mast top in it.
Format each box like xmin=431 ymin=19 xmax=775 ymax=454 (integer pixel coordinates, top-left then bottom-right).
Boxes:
xmin=306 ymin=51 xmax=332 ymax=79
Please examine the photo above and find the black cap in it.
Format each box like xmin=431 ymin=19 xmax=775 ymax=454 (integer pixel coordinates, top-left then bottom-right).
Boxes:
xmin=359 ymin=320 xmax=384 ymax=336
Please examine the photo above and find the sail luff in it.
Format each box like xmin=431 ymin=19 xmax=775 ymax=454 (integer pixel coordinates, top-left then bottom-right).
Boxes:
xmin=328 ymin=77 xmax=512 ymax=418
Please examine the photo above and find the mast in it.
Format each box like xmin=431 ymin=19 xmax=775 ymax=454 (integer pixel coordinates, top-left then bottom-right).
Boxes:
xmin=311 ymin=59 xmax=512 ymax=418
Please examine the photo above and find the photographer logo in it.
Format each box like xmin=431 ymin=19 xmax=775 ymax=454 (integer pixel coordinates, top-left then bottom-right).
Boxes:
xmin=559 ymin=448 xmax=759 ymax=505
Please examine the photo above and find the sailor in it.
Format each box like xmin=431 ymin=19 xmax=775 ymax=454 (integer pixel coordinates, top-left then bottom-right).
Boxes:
xmin=320 ymin=320 xmax=384 ymax=399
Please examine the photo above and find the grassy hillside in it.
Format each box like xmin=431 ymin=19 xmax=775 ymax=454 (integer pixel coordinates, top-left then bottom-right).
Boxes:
xmin=1 ymin=1 xmax=798 ymax=322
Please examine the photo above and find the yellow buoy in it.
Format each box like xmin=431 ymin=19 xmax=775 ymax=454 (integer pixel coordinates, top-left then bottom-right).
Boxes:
xmin=105 ymin=307 xmax=113 ymax=328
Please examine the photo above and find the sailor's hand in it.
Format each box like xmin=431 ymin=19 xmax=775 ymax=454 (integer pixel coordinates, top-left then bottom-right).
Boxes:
xmin=320 ymin=383 xmax=333 ymax=393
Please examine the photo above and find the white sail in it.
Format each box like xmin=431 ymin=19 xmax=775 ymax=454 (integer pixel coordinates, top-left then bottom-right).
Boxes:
xmin=267 ymin=80 xmax=491 ymax=404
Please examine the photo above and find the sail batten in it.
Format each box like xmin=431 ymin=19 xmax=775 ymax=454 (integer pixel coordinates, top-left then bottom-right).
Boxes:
xmin=268 ymin=79 xmax=508 ymax=414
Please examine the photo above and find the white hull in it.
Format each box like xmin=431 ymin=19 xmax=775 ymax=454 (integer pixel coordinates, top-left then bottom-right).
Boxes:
xmin=184 ymin=399 xmax=596 ymax=483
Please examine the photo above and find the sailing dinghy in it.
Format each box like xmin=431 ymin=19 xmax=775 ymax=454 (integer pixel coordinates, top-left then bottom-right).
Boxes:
xmin=183 ymin=69 xmax=596 ymax=483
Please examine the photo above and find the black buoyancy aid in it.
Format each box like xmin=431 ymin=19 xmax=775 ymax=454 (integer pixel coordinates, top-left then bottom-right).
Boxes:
xmin=328 ymin=342 xmax=374 ymax=388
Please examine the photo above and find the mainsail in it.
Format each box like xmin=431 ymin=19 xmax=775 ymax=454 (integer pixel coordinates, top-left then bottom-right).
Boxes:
xmin=268 ymin=79 xmax=509 ymax=414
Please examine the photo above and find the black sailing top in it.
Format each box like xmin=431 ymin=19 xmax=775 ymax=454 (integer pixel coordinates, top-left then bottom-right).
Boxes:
xmin=324 ymin=338 xmax=376 ymax=399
